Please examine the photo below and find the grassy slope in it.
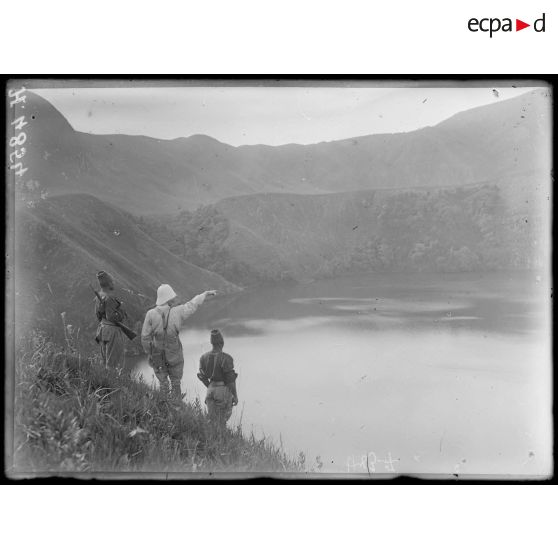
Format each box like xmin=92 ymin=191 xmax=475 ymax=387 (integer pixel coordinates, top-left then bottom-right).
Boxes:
xmin=10 ymin=335 xmax=306 ymax=476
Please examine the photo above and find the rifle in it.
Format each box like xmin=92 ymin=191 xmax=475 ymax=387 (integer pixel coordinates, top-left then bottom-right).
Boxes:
xmin=90 ymin=284 xmax=137 ymax=341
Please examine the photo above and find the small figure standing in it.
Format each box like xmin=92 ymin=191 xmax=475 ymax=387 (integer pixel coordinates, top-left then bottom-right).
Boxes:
xmin=141 ymin=284 xmax=217 ymax=402
xmin=94 ymin=270 xmax=128 ymax=372
xmin=198 ymin=329 xmax=238 ymax=427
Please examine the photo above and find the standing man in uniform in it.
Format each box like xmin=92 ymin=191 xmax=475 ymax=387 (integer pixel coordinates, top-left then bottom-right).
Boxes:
xmin=141 ymin=284 xmax=217 ymax=402
xmin=197 ymin=329 xmax=238 ymax=427
xmin=94 ymin=270 xmax=128 ymax=372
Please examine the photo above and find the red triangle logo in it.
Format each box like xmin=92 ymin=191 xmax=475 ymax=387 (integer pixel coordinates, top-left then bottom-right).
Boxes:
xmin=516 ymin=19 xmax=530 ymax=31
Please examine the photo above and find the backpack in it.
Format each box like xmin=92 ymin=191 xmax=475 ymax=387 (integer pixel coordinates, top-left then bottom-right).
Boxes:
xmin=96 ymin=294 xmax=126 ymax=323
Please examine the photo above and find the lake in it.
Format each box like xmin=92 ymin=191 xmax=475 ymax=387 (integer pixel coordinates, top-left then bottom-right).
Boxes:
xmin=134 ymin=271 xmax=552 ymax=476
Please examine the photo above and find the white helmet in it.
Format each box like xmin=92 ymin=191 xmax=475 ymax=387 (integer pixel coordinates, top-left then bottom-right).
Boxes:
xmin=156 ymin=284 xmax=177 ymax=306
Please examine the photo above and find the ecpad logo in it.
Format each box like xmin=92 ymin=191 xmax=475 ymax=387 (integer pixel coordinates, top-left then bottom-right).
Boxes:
xmin=468 ymin=13 xmax=546 ymax=37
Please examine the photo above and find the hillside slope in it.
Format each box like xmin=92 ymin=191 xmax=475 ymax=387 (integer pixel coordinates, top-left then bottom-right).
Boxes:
xmin=22 ymin=88 xmax=552 ymax=214
xmin=15 ymin=194 xmax=240 ymax=341
xmin=12 ymin=341 xmax=305 ymax=475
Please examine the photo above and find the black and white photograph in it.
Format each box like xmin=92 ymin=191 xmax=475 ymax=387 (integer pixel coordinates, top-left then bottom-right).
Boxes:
xmin=5 ymin=78 xmax=553 ymax=479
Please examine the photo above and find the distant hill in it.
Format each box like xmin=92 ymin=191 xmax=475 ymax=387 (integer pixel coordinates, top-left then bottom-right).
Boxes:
xmin=211 ymin=183 xmax=548 ymax=280
xmin=15 ymin=194 xmax=240 ymax=342
xmin=22 ymin=89 xmax=552 ymax=214
xmin=124 ymin=180 xmax=549 ymax=285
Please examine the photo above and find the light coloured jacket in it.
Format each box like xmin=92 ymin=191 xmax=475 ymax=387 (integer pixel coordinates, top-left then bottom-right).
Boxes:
xmin=141 ymin=292 xmax=207 ymax=365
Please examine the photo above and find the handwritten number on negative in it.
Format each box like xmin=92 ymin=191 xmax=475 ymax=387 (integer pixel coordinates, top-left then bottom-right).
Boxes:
xmin=9 ymin=148 xmax=26 ymax=163
xmin=9 ymin=132 xmax=27 ymax=147
xmin=10 ymin=162 xmax=28 ymax=177
xmin=12 ymin=115 xmax=28 ymax=131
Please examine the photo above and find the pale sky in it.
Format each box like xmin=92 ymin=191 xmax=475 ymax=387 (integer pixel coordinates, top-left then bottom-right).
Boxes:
xmin=33 ymin=85 xmax=537 ymax=146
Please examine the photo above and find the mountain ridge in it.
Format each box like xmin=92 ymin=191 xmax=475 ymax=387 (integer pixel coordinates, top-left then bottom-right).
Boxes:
xmin=22 ymin=88 xmax=551 ymax=214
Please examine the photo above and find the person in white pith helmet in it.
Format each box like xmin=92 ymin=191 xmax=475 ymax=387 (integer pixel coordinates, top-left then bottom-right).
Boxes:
xmin=141 ymin=284 xmax=217 ymax=402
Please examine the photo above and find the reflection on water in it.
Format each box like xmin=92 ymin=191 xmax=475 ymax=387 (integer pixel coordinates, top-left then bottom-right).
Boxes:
xmin=135 ymin=271 xmax=552 ymax=476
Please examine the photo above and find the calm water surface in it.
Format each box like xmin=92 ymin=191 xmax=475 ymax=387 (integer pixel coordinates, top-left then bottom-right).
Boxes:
xmin=135 ymin=271 xmax=552 ymax=476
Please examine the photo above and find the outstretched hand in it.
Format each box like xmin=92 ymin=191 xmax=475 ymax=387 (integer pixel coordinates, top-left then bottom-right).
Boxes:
xmin=205 ymin=290 xmax=218 ymax=297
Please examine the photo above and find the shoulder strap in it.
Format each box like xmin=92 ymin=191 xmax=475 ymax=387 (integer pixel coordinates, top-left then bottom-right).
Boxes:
xmin=155 ymin=307 xmax=171 ymax=328
xmin=95 ymin=294 xmax=105 ymax=320
xmin=97 ymin=294 xmax=107 ymax=317
xmin=155 ymin=307 xmax=171 ymax=348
